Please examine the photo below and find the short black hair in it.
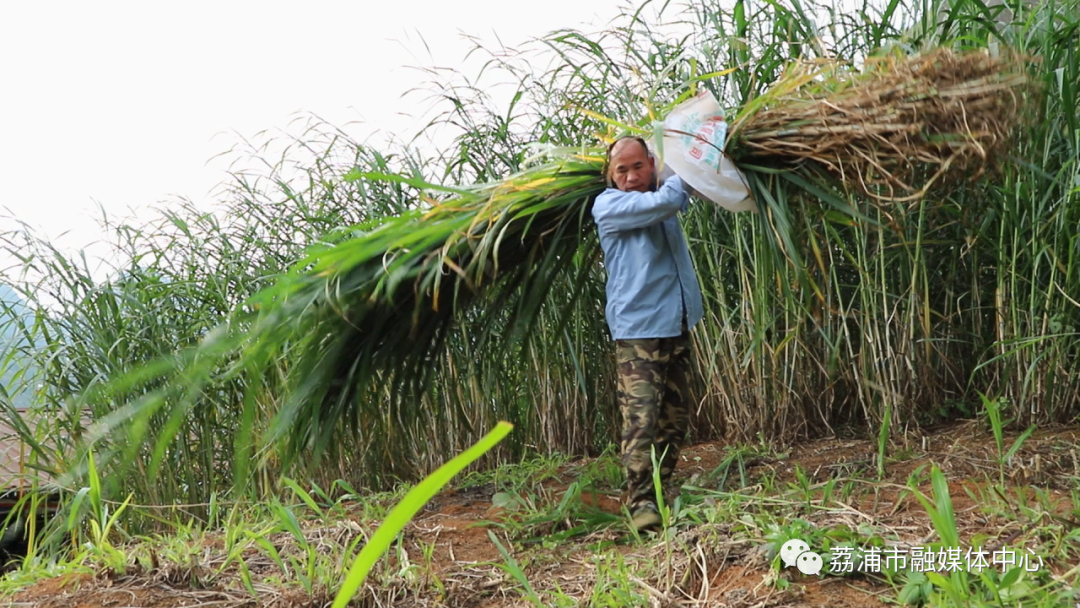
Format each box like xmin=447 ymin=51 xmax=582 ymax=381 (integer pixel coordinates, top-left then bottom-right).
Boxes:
xmin=605 ymin=135 xmax=649 ymax=162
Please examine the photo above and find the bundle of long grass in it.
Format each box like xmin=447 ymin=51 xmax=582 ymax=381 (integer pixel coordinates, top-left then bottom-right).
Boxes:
xmin=728 ymin=47 xmax=1029 ymax=200
xmin=108 ymin=46 xmax=1032 ymax=464
xmin=149 ymin=153 xmax=610 ymax=459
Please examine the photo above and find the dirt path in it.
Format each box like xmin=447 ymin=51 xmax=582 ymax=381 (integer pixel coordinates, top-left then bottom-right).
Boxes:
xmin=9 ymin=422 xmax=1080 ymax=607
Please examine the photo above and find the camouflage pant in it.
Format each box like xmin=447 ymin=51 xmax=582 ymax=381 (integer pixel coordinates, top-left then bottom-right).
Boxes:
xmin=615 ymin=331 xmax=692 ymax=510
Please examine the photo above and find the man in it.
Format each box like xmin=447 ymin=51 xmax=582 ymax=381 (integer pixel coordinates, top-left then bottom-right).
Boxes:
xmin=592 ymin=136 xmax=703 ymax=532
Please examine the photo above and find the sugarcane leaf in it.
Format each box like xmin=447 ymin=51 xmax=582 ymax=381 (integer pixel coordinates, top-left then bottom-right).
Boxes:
xmin=345 ymin=171 xmax=474 ymax=197
xmin=332 ymin=422 xmax=513 ymax=608
xmin=776 ymin=170 xmax=878 ymax=227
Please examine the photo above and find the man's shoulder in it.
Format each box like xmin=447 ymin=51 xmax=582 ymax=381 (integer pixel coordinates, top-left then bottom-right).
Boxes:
xmin=595 ymin=187 xmax=623 ymax=201
xmin=593 ymin=187 xmax=626 ymax=213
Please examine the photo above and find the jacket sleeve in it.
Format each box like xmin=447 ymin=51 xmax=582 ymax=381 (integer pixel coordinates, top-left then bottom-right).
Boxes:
xmin=592 ymin=176 xmax=690 ymax=234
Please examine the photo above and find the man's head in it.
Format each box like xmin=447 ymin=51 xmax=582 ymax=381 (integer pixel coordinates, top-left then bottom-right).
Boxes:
xmin=605 ymin=136 xmax=655 ymax=193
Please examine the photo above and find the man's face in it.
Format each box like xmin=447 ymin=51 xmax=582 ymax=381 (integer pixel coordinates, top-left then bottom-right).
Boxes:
xmin=608 ymin=139 xmax=655 ymax=193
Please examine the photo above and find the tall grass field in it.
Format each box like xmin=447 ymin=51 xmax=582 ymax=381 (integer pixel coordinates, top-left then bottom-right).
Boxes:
xmin=0 ymin=0 xmax=1076 ymax=576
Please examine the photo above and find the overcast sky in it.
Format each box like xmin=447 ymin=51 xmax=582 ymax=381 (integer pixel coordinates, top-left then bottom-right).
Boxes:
xmin=0 ymin=0 xmax=626 ymax=276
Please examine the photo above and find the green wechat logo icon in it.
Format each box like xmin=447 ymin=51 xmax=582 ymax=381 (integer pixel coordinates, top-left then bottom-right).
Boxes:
xmin=780 ymin=538 xmax=823 ymax=575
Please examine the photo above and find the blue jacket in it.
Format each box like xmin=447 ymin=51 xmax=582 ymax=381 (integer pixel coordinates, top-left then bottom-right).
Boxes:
xmin=591 ymin=176 xmax=703 ymax=340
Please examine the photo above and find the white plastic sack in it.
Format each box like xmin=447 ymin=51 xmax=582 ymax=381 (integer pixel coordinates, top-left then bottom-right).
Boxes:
xmin=658 ymin=90 xmax=755 ymax=213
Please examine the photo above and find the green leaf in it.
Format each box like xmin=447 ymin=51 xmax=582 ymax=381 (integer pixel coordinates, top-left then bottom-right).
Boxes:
xmin=283 ymin=478 xmax=325 ymax=519
xmin=925 ymin=571 xmax=953 ymax=592
xmin=332 ymin=422 xmax=513 ymax=608
xmin=491 ymin=492 xmax=521 ymax=510
xmin=1000 ymin=566 xmax=1022 ymax=589
xmin=66 ymin=487 xmax=91 ymax=532
xmin=899 ymin=576 xmax=927 ymax=605
xmin=488 ymin=529 xmax=543 ymax=606
xmin=1004 ymin=426 xmax=1036 ymax=464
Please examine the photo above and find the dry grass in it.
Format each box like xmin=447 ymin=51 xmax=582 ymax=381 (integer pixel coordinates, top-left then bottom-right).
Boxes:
xmin=730 ymin=47 xmax=1032 ymax=200
xmin=9 ymin=425 xmax=1080 ymax=607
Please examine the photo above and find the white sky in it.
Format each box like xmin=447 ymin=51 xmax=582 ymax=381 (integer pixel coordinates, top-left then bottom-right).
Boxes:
xmin=0 ymin=0 xmax=623 ymax=277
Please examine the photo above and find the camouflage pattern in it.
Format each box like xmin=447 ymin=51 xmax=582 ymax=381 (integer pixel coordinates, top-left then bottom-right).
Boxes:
xmin=615 ymin=330 xmax=692 ymax=510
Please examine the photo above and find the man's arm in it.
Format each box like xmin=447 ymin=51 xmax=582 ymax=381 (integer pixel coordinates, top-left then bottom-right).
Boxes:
xmin=592 ymin=176 xmax=690 ymax=234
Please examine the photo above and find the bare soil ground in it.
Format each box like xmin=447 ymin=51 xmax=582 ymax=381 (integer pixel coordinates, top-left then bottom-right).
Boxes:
xmin=7 ymin=421 xmax=1080 ymax=607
